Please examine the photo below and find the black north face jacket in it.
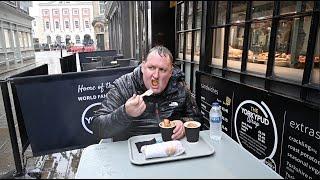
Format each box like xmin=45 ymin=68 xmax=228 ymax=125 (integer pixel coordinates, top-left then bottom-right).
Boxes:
xmin=91 ymin=65 xmax=201 ymax=141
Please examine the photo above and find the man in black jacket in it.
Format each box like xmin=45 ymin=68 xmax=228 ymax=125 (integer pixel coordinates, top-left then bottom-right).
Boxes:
xmin=92 ymin=46 xmax=201 ymax=141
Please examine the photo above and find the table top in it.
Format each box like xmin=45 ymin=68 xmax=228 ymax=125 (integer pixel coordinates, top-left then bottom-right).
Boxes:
xmin=75 ymin=130 xmax=283 ymax=179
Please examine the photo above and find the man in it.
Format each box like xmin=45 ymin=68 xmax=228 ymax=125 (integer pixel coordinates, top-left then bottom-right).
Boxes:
xmin=91 ymin=46 xmax=201 ymax=141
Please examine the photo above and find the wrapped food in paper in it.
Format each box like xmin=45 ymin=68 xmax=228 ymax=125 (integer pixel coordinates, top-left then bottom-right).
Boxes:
xmin=141 ymin=140 xmax=185 ymax=159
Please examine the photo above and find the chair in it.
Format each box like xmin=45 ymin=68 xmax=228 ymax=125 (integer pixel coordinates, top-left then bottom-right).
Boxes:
xmin=116 ymin=59 xmax=131 ymax=67
xmin=129 ymin=60 xmax=140 ymax=66
xmin=101 ymin=56 xmax=116 ymax=66
xmin=81 ymin=61 xmax=102 ymax=71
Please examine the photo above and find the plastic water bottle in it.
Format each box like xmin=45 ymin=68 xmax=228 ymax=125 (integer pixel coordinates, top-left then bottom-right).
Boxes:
xmin=209 ymin=102 xmax=222 ymax=141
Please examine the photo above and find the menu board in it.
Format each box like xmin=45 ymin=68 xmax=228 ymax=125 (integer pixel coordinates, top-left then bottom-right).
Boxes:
xmin=196 ymin=71 xmax=319 ymax=179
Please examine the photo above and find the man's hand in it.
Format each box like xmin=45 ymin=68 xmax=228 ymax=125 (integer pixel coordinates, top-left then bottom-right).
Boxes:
xmin=125 ymin=94 xmax=146 ymax=117
xmin=172 ymin=120 xmax=185 ymax=140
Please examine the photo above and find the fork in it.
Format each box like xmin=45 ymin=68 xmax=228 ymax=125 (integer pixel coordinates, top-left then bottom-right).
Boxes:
xmin=140 ymin=89 xmax=153 ymax=97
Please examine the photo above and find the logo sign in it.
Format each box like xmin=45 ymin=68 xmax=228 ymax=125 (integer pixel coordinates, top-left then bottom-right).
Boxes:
xmin=81 ymin=102 xmax=102 ymax=134
xmin=234 ymin=100 xmax=278 ymax=165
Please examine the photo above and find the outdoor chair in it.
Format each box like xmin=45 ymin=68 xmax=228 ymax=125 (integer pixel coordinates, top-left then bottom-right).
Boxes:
xmin=81 ymin=61 xmax=103 ymax=71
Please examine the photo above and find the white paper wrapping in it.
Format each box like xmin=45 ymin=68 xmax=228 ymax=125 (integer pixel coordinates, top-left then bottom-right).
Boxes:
xmin=141 ymin=140 xmax=185 ymax=159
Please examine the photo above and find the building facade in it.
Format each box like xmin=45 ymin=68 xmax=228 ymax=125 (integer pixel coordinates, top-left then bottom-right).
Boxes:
xmin=34 ymin=1 xmax=94 ymax=48
xmin=104 ymin=1 xmax=175 ymax=60
xmin=0 ymin=1 xmax=34 ymax=69
xmin=92 ymin=1 xmax=108 ymax=51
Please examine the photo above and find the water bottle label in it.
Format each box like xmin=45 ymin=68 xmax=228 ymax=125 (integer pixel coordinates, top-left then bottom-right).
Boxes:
xmin=211 ymin=116 xmax=221 ymax=123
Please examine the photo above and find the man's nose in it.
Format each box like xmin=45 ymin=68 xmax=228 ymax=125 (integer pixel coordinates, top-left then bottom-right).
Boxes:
xmin=153 ymin=69 xmax=159 ymax=78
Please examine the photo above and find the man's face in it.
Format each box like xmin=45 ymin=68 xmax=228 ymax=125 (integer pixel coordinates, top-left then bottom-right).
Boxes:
xmin=141 ymin=52 xmax=173 ymax=94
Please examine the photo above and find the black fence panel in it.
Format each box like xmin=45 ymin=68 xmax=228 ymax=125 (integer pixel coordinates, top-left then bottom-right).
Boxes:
xmin=60 ymin=54 xmax=76 ymax=73
xmin=9 ymin=66 xmax=136 ymax=156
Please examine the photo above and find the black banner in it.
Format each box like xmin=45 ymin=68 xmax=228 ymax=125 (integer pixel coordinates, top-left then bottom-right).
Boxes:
xmin=10 ymin=67 xmax=135 ymax=156
xmin=196 ymin=71 xmax=319 ymax=179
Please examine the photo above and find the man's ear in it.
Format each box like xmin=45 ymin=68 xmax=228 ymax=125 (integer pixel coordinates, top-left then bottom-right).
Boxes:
xmin=141 ymin=61 xmax=145 ymax=74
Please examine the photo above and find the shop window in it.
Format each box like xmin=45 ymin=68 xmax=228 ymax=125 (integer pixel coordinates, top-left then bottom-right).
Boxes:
xmin=186 ymin=32 xmax=192 ymax=60
xmin=273 ymin=16 xmax=311 ymax=83
xmin=178 ymin=33 xmax=184 ymax=59
xmin=180 ymin=3 xmax=185 ymax=31
xmin=228 ymin=25 xmax=245 ymax=71
xmin=231 ymin=1 xmax=246 ymax=23
xmin=212 ymin=28 xmax=225 ymax=68
xmin=247 ymin=20 xmax=272 ymax=76
xmin=195 ymin=2 xmax=202 ymax=28
xmin=251 ymin=1 xmax=274 ymax=19
xmin=187 ymin=1 xmax=193 ymax=30
xmin=194 ymin=30 xmax=201 ymax=61
xmin=216 ymin=1 xmax=227 ymax=26
xmin=280 ymin=1 xmax=314 ymax=15
xmin=310 ymin=27 xmax=320 ymax=86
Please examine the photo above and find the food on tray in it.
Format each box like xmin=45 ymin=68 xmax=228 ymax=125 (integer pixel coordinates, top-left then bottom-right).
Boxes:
xmin=299 ymin=55 xmax=306 ymax=63
xmin=258 ymin=52 xmax=268 ymax=60
xmin=141 ymin=140 xmax=185 ymax=159
xmin=228 ymin=46 xmax=242 ymax=59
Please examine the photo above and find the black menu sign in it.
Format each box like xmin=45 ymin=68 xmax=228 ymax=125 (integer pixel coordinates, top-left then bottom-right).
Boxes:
xmin=196 ymin=71 xmax=319 ymax=179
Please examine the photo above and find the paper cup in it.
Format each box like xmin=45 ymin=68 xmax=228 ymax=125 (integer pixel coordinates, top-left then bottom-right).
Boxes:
xmin=184 ymin=121 xmax=201 ymax=143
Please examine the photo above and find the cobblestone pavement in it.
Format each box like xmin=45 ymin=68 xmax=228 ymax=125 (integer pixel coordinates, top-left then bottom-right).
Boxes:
xmin=0 ymin=50 xmax=82 ymax=179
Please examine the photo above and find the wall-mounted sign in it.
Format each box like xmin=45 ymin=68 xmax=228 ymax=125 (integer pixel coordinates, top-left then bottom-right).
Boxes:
xmin=196 ymin=71 xmax=319 ymax=179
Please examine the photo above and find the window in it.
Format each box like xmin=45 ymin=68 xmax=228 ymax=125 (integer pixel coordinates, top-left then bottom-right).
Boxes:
xmin=4 ymin=29 xmax=11 ymax=48
xmin=212 ymin=28 xmax=225 ymax=69
xmin=45 ymin=21 xmax=50 ymax=29
xmin=12 ymin=31 xmax=16 ymax=47
xmin=227 ymin=25 xmax=245 ymax=71
xmin=65 ymin=21 xmax=69 ymax=28
xmin=176 ymin=1 xmax=202 ymax=93
xmin=247 ymin=20 xmax=272 ymax=75
xmin=43 ymin=10 xmax=49 ymax=16
xmin=99 ymin=1 xmax=105 ymax=15
xmin=75 ymin=35 xmax=80 ymax=44
xmin=63 ymin=9 xmax=69 ymax=15
xmin=311 ymin=26 xmax=319 ymax=86
xmin=273 ymin=16 xmax=312 ymax=83
xmin=231 ymin=1 xmax=247 ymax=23
xmin=53 ymin=9 xmax=59 ymax=16
xmin=55 ymin=21 xmax=59 ymax=29
xmin=83 ymin=8 xmax=89 ymax=16
xmin=85 ymin=21 xmax=90 ymax=28
xmin=73 ymin=9 xmax=79 ymax=15
xmin=75 ymin=20 xmax=79 ymax=28
xmin=252 ymin=1 xmax=274 ymax=19
xmin=19 ymin=32 xmax=23 ymax=47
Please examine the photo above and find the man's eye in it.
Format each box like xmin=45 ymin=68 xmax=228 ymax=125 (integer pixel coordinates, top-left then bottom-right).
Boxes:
xmin=148 ymin=67 xmax=155 ymax=70
xmin=160 ymin=69 xmax=167 ymax=73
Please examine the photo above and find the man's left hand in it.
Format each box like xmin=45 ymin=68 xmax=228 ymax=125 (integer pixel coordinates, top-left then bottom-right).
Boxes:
xmin=171 ymin=120 xmax=185 ymax=140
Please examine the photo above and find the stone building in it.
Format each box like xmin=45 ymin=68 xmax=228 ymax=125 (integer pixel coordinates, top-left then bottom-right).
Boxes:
xmin=0 ymin=1 xmax=34 ymax=70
